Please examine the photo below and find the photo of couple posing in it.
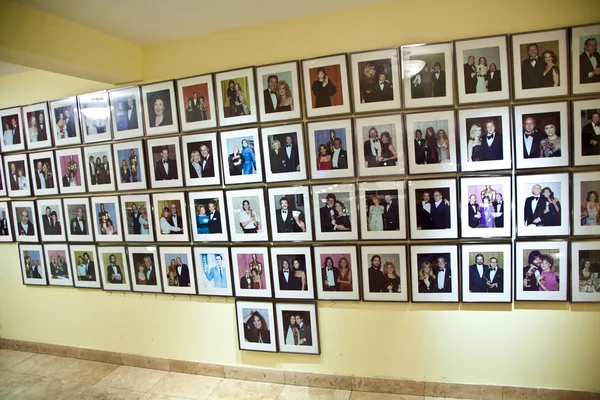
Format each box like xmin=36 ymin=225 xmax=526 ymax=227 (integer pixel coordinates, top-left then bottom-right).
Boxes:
xmin=468 ymin=253 xmax=504 ymax=293
xmin=263 ymin=74 xmax=294 ymax=113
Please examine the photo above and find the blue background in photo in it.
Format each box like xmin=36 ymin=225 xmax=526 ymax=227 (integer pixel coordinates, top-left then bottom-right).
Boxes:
xmin=117 ymin=148 xmax=141 ymax=182
xmin=94 ymin=202 xmax=119 ymax=235
xmin=314 ymin=128 xmax=347 ymax=154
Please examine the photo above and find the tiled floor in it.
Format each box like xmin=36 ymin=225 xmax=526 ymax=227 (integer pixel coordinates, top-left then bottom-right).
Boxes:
xmin=0 ymin=349 xmax=472 ymax=400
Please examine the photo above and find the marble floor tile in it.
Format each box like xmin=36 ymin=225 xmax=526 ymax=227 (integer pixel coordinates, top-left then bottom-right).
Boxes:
xmin=77 ymin=385 xmax=146 ymax=400
xmin=277 ymin=385 xmax=351 ymax=399
xmin=148 ymin=372 xmax=223 ymax=399
xmin=9 ymin=353 xmax=78 ymax=377
xmin=208 ymin=378 xmax=284 ymax=400
xmin=140 ymin=394 xmax=194 ymax=400
xmin=19 ymin=377 xmax=90 ymax=400
xmin=50 ymin=359 xmax=119 ymax=384
xmin=96 ymin=366 xmax=169 ymax=392
xmin=350 ymin=393 xmax=424 ymax=400
xmin=0 ymin=349 xmax=36 ymax=370
xmin=0 ymin=370 xmax=42 ymax=399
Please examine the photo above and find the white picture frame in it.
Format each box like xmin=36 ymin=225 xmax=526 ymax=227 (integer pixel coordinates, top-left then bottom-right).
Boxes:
xmin=49 ymin=97 xmax=82 ymax=147
xmin=410 ymin=244 xmax=459 ymax=303
xmin=515 ymin=240 xmax=568 ymax=301
xmin=90 ymin=196 xmax=123 ymax=243
xmin=231 ymin=246 xmax=272 ymax=299
xmin=275 ymin=302 xmax=319 ymax=355
xmin=181 ymin=132 xmax=221 ymax=187
xmin=360 ymin=245 xmax=408 ymax=302
xmin=358 ymin=181 xmax=407 ymax=240
xmin=236 ymin=300 xmax=277 ymax=353
xmin=573 ymin=98 xmax=600 ymax=167
xmin=55 ymin=148 xmax=86 ymax=194
xmin=83 ymin=144 xmax=116 ymax=193
xmin=63 ymin=197 xmax=94 ymax=242
xmin=108 ymin=86 xmax=145 ymax=140
xmin=460 ymin=176 xmax=512 ymax=239
xmin=354 ymin=113 xmax=405 ymax=177
xmin=19 ymin=244 xmax=47 ymax=286
xmin=408 ymin=178 xmax=458 ymax=240
xmin=112 ymin=139 xmax=148 ymax=191
xmin=267 ymin=186 xmax=312 ymax=242
xmin=215 ymin=67 xmax=258 ymax=127
xmin=313 ymin=245 xmax=359 ymax=301
xmin=573 ymin=171 xmax=600 ymax=236
xmin=270 ymin=246 xmax=315 ymax=300
xmin=120 ymin=194 xmax=154 ymax=242
xmin=571 ymin=241 xmax=600 ymax=303
xmin=176 ymin=74 xmax=218 ymax=132
xmin=141 ymin=80 xmax=180 ymax=136
xmin=160 ymin=246 xmax=196 ymax=295
xmin=0 ymin=155 xmax=6 ymax=197
xmin=571 ymin=23 xmax=600 ymax=95
xmin=460 ymin=243 xmax=512 ymax=303
xmin=97 ymin=246 xmax=131 ymax=292
xmin=78 ymin=90 xmax=112 ymax=143
xmin=194 ymin=247 xmax=233 ymax=297
xmin=28 ymin=150 xmax=59 ymax=196
xmin=307 ymin=118 xmax=355 ymax=180
xmin=4 ymin=153 xmax=32 ymax=197
xmin=128 ymin=246 xmax=163 ymax=294
xmin=256 ymin=61 xmax=302 ymax=123
xmin=225 ymin=188 xmax=268 ymax=242
xmin=152 ymin=192 xmax=190 ymax=242
xmin=302 ymin=53 xmax=351 ymax=118
xmin=43 ymin=244 xmax=74 ymax=287
xmin=261 ymin=123 xmax=307 ymax=183
xmin=188 ymin=190 xmax=228 ymax=242
xmin=0 ymin=106 xmax=25 ymax=153
xmin=36 ymin=198 xmax=67 ymax=242
xmin=11 ymin=201 xmax=38 ymax=243
xmin=22 ymin=102 xmax=53 ymax=150
xmin=69 ymin=244 xmax=101 ymax=289
xmin=0 ymin=201 xmax=14 ymax=242
xmin=220 ymin=128 xmax=263 ymax=185
xmin=312 ymin=183 xmax=358 ymax=241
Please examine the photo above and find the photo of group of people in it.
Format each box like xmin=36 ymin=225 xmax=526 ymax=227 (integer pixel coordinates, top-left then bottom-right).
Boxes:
xmin=276 ymin=254 xmax=309 ymax=292
xmin=464 ymin=116 xmax=504 ymax=162
xmin=314 ymin=128 xmax=349 ymax=171
xmin=465 ymin=185 xmax=505 ymax=229
xmin=409 ymin=54 xmax=447 ymax=100
xmin=522 ymin=250 xmax=561 ymax=292
xmin=319 ymin=253 xmax=353 ymax=293
xmin=416 ymin=253 xmax=452 ymax=294
xmin=462 ymin=48 xmax=503 ymax=95
xmin=186 ymin=139 xmax=215 ymax=180
xmin=272 ymin=193 xmax=306 ymax=234
xmin=85 ymin=146 xmax=114 ymax=191
xmin=94 ymin=201 xmax=120 ymax=238
xmin=57 ymin=151 xmax=83 ymax=192
xmin=0 ymin=202 xmax=12 ymax=241
xmin=262 ymin=72 xmax=295 ymax=114
xmin=266 ymin=131 xmax=301 ymax=174
xmin=413 ymin=124 xmax=451 ymax=165
xmin=461 ymin=244 xmax=512 ymax=303
xmin=44 ymin=245 xmax=71 ymax=286
xmin=363 ymin=190 xmax=399 ymax=232
xmin=414 ymin=188 xmax=451 ymax=231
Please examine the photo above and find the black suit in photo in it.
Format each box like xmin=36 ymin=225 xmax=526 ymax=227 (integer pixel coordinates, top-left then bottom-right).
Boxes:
xmin=127 ymin=106 xmax=138 ymax=129
xmin=155 ymin=158 xmax=178 ymax=180
xmin=176 ymin=264 xmax=190 ymax=287
xmin=432 ymin=71 xmax=446 ymax=97
xmin=37 ymin=123 xmax=47 ymax=142
xmin=240 ymin=275 xmax=253 ymax=289
xmin=487 ymin=267 xmax=504 ymax=292
xmin=414 ymin=138 xmax=426 ymax=164
xmin=263 ymin=88 xmax=278 ymax=113
xmin=521 ymin=57 xmax=545 ymax=89
xmin=34 ymin=170 xmax=46 ymax=190
xmin=279 ymin=269 xmax=294 ymax=290
xmin=146 ymin=266 xmax=157 ymax=285
xmin=65 ymin=117 xmax=76 ymax=138
xmin=19 ymin=221 xmax=35 ymax=236
xmin=201 ymin=155 xmax=215 ymax=177
xmin=492 ymin=200 xmax=504 ymax=228
xmin=368 ymin=267 xmax=386 ymax=292
xmin=70 ymin=217 xmax=87 ymax=235
xmin=373 ymin=81 xmax=393 ymax=101
xmin=130 ymin=211 xmax=141 ymax=234
xmin=276 ymin=209 xmax=298 ymax=233
xmin=430 ymin=201 xmax=451 ymax=229
xmin=435 ymin=267 xmax=452 ymax=293
xmin=331 ymin=149 xmax=348 ymax=169
xmin=42 ymin=214 xmax=53 ymax=235
xmin=298 ymin=323 xmax=312 ymax=346
xmin=469 ymin=264 xmax=489 ymax=293
xmin=319 ymin=206 xmax=335 ymax=232
xmin=383 ymin=202 xmax=399 ymax=231
xmin=481 ymin=133 xmax=503 ymax=161
xmin=0 ymin=218 xmax=9 ymax=235
xmin=464 ymin=63 xmax=477 ymax=93
xmin=582 ymin=122 xmax=600 ymax=156
xmin=9 ymin=172 xmax=18 ymax=191
xmin=170 ymin=214 xmax=184 ymax=233
xmin=321 ymin=266 xmax=340 ymax=291
xmin=107 ymin=264 xmax=123 ymax=284
xmin=62 ymin=174 xmax=71 ymax=187
xmin=486 ymin=69 xmax=501 ymax=92
xmin=282 ymin=144 xmax=300 ymax=172
xmin=467 ymin=203 xmax=480 ymax=228
xmin=207 ymin=211 xmax=222 ymax=234
xmin=523 ymin=131 xmax=543 ymax=159
xmin=579 ymin=51 xmax=600 ymax=84
xmin=85 ymin=261 xmax=96 ymax=281
xmin=416 ymin=201 xmax=434 ymax=230
xmin=524 ymin=195 xmax=548 ymax=226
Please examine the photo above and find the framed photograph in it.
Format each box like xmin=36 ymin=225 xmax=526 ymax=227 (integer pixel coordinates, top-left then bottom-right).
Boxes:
xmin=83 ymin=144 xmax=116 ymax=193
xmin=256 ymin=61 xmax=302 ymax=123
xmin=571 ymin=241 xmax=600 ymax=302
xmin=225 ymin=188 xmax=268 ymax=242
xmin=460 ymin=176 xmax=512 ymax=238
xmin=141 ymin=80 xmax=179 ymax=136
xmin=182 ymin=132 xmax=221 ymax=187
xmin=516 ymin=173 xmax=570 ymax=237
xmin=454 ymin=35 xmax=510 ymax=104
xmin=69 ymin=244 xmax=101 ymax=289
xmin=458 ymin=106 xmax=511 ymax=172
xmin=63 ymin=197 xmax=94 ymax=242
xmin=113 ymin=140 xmax=147 ymax=191
xmin=194 ymin=247 xmax=233 ymax=297
xmin=152 ymin=192 xmax=190 ymax=242
xmin=401 ymin=42 xmax=454 ymax=109
xmin=160 ymin=246 xmax=196 ymax=295
xmin=120 ymin=194 xmax=154 ymax=242
xmin=231 ymin=246 xmax=272 ymax=298
xmin=22 ymin=102 xmax=53 ymax=150
xmin=220 ymin=128 xmax=262 ymax=185
xmin=312 ymin=183 xmax=358 ymax=241
xmin=55 ymin=148 xmax=86 ymax=194
xmin=313 ymin=245 xmax=359 ymax=301
xmin=215 ymin=67 xmax=258 ymax=127
xmin=461 ymin=243 xmax=512 ymax=303
xmin=276 ymin=302 xmax=319 ymax=355
xmin=188 ymin=190 xmax=228 ymax=242
xmin=572 ymin=23 xmax=600 ymax=95
xmin=573 ymin=171 xmax=600 ymax=236
xmin=0 ymin=201 xmax=14 ymax=242
xmin=514 ymin=101 xmax=569 ymax=169
xmin=11 ymin=201 xmax=38 ymax=243
xmin=270 ymin=246 xmax=314 ymax=300
xmin=147 ymin=137 xmax=183 ymax=189
xmin=360 ymin=245 xmax=408 ymax=302
xmin=78 ymin=91 xmax=112 ymax=143
xmin=29 ymin=150 xmax=58 ymax=196
xmin=43 ymin=244 xmax=73 ymax=287
xmin=355 ymin=114 xmax=405 ymax=177
xmin=4 ymin=153 xmax=32 ymax=197
xmin=350 ymin=48 xmax=402 ymax=113
xmin=410 ymin=244 xmax=459 ymax=303
xmin=235 ymin=300 xmax=276 ymax=352
xmin=307 ymin=118 xmax=355 ymax=180
xmin=128 ymin=246 xmax=163 ymax=294
xmin=302 ymin=54 xmax=351 ymax=118
xmin=408 ymin=178 xmax=458 ymax=240
xmin=512 ymin=28 xmax=568 ymax=100
xmin=268 ymin=186 xmax=312 ymax=242
xmin=0 ymin=106 xmax=25 ymax=152
xmin=90 ymin=196 xmax=123 ymax=242
xmin=573 ymin=98 xmax=600 ymax=166
xmin=0 ymin=156 xmax=6 ymax=197
xmin=176 ymin=73 xmax=217 ymax=132
xmin=405 ymin=110 xmax=457 ymax=174
xmin=36 ymin=198 xmax=67 ymax=242
xmin=515 ymin=240 xmax=568 ymax=301
xmin=108 ymin=86 xmax=144 ymax=139
xmin=97 ymin=246 xmax=131 ymax=292
xmin=49 ymin=97 xmax=81 ymax=147
xmin=359 ymin=181 xmax=406 ymax=240
xmin=19 ymin=244 xmax=47 ymax=286
xmin=261 ymin=124 xmax=306 ymax=183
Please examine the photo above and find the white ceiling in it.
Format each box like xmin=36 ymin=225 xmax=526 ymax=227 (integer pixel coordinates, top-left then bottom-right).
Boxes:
xmin=0 ymin=61 xmax=32 ymax=76
xmin=15 ymin=0 xmax=394 ymax=46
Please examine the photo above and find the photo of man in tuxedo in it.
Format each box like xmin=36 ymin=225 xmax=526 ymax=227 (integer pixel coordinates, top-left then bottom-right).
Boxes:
xmin=383 ymin=194 xmax=399 ymax=231
xmin=295 ymin=314 xmax=312 ymax=346
xmin=169 ymin=203 xmax=184 ymax=234
xmin=63 ymin=108 xmax=77 ymax=138
xmin=126 ymin=97 xmax=138 ymax=130
xmin=70 ymin=207 xmax=88 ymax=235
xmin=432 ymin=62 xmax=446 ymax=97
xmin=0 ymin=211 xmax=9 ymax=235
xmin=239 ymin=269 xmax=253 ymax=289
xmin=319 ymin=194 xmax=336 ymax=233
xmin=363 ymin=127 xmax=382 ymax=168
xmin=106 ymin=254 xmax=123 ymax=284
xmin=523 ymin=250 xmax=542 ymax=291
xmin=264 ymin=75 xmax=279 ymax=114
xmin=143 ymin=255 xmax=157 ymax=285
xmin=282 ymin=135 xmax=300 ymax=172
xmin=467 ymin=194 xmax=481 ymax=228
xmin=522 ymin=116 xmax=543 ymax=159
xmin=175 ymin=256 xmax=190 ymax=287
xmin=81 ymin=252 xmax=96 ymax=281
xmin=321 ymin=257 xmax=340 ymax=291
xmin=8 ymin=163 xmax=18 ymax=191
xmin=435 ymin=256 xmax=452 ymax=293
xmin=278 ymin=258 xmax=294 ymax=290
xmin=199 ymin=144 xmax=215 ymax=177
xmin=416 ymin=191 xmax=433 ymax=230
xmin=36 ymin=112 xmax=47 ymax=142
xmin=129 ymin=203 xmax=141 ymax=235
xmin=414 ymin=130 xmax=426 ymax=165
xmin=480 ymin=120 xmax=503 ymax=161
xmin=524 ymin=184 xmax=548 ymax=226
xmin=486 ymin=63 xmax=502 ymax=92
xmin=367 ymin=255 xmax=386 ymax=293
xmin=430 ymin=190 xmax=451 ymax=230
xmin=487 ymin=257 xmax=504 ymax=292
xmin=579 ymin=37 xmax=600 ymax=84
xmin=469 ymin=253 xmax=489 ymax=293
xmin=275 ymin=197 xmax=304 ymax=233
xmin=582 ymin=111 xmax=600 ymax=156
xmin=41 ymin=206 xmax=53 ymax=235
xmin=154 ymin=146 xmax=178 ymax=181
xmin=207 ymin=202 xmax=222 ymax=234
xmin=521 ymin=43 xmax=546 ymax=89
xmin=330 ymin=138 xmax=348 ymax=169
xmin=492 ymin=193 xmax=504 ymax=228
xmin=17 ymin=209 xmax=35 ymax=236
xmin=464 ymin=55 xmax=477 ymax=94
xmin=373 ymin=70 xmax=393 ymax=102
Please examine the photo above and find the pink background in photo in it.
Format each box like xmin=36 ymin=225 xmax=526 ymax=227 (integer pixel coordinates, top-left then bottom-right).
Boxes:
xmin=47 ymin=249 xmax=67 ymax=261
xmin=58 ymin=155 xmax=82 ymax=186
xmin=237 ymin=253 xmax=266 ymax=288
xmin=467 ymin=184 xmax=505 ymax=201
xmin=319 ymin=253 xmax=352 ymax=270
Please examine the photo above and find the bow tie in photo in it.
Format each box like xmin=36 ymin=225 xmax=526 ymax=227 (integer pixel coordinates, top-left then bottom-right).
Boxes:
xmin=489 ymin=268 xmax=496 ymax=271
xmin=486 ymin=134 xmax=494 ymax=139
xmin=163 ymin=161 xmax=168 ymax=164
xmin=270 ymin=90 xmax=276 ymax=95
xmin=286 ymin=144 xmax=291 ymax=148
xmin=533 ymin=196 xmax=539 ymax=200
xmin=439 ymin=269 xmax=445 ymax=272
xmin=530 ymin=57 xmax=538 ymax=62
xmin=372 ymin=139 xmax=379 ymax=143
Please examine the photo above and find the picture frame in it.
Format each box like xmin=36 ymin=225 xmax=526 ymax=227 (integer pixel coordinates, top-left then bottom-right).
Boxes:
xmin=573 ymin=171 xmax=600 ymax=236
xmin=573 ymin=98 xmax=600 ymax=166
xmin=513 ymin=101 xmax=569 ymax=169
xmin=141 ymin=80 xmax=180 ymax=136
xmin=220 ymin=128 xmax=263 ymax=185
xmin=4 ymin=153 xmax=32 ymax=197
xmin=36 ymin=198 xmax=67 ymax=242
xmin=408 ymin=178 xmax=458 ymax=240
xmin=188 ymin=190 xmax=228 ymax=242
xmin=55 ymin=148 xmax=86 ymax=194
xmin=194 ymin=246 xmax=233 ymax=297
xmin=127 ymin=245 xmax=163 ymax=294
xmin=256 ymin=60 xmax=302 ymax=123
xmin=270 ymin=246 xmax=315 ymax=300
xmin=267 ymin=186 xmax=312 ymax=242
xmin=275 ymin=302 xmax=319 ymax=355
xmin=460 ymin=176 xmax=512 ymax=238
xmin=458 ymin=106 xmax=512 ymax=172
xmin=159 ymin=246 xmax=196 ymax=295
xmin=0 ymin=155 xmax=6 ymax=197
xmin=302 ymin=53 xmax=351 ymax=118
xmin=511 ymin=28 xmax=569 ymax=100
xmin=120 ymin=194 xmax=155 ymax=242
xmin=49 ymin=96 xmax=82 ymax=147
xmin=113 ymin=139 xmax=148 ymax=191
xmin=571 ymin=23 xmax=600 ymax=95
xmin=454 ymin=35 xmax=510 ymax=104
xmin=97 ymin=246 xmax=131 ymax=292
xmin=410 ymin=244 xmax=459 ymax=303
xmin=571 ymin=240 xmax=600 ymax=303
xmin=360 ymin=245 xmax=408 ymax=302
xmin=516 ymin=173 xmax=570 ymax=237
xmin=19 ymin=244 xmax=47 ymax=286
xmin=358 ymin=181 xmax=407 ymax=240
xmin=63 ymin=197 xmax=94 ymax=242
xmin=28 ymin=150 xmax=59 ymax=196
xmin=108 ymin=86 xmax=145 ymax=139
xmin=0 ymin=106 xmax=25 ymax=153
xmin=22 ymin=102 xmax=53 ymax=150
xmin=215 ymin=67 xmax=258 ymax=127
xmin=313 ymin=245 xmax=360 ymax=301
xmin=78 ymin=90 xmax=112 ymax=143
xmin=307 ymin=118 xmax=355 ymax=180
xmin=354 ymin=113 xmax=405 ymax=177
xmin=176 ymin=73 xmax=218 ymax=132
xmin=11 ymin=201 xmax=39 ymax=243
xmin=152 ymin=192 xmax=190 ymax=242
xmin=235 ymin=300 xmax=277 ymax=352
xmin=0 ymin=201 xmax=14 ymax=242
xmin=225 ymin=188 xmax=268 ymax=242
xmin=460 ymin=243 xmax=512 ymax=303
xmin=405 ymin=110 xmax=458 ymax=174
xmin=69 ymin=244 xmax=101 ymax=289
xmin=231 ymin=246 xmax=272 ymax=299
xmin=43 ymin=244 xmax=74 ymax=287
xmin=91 ymin=196 xmax=123 ymax=243
xmin=350 ymin=47 xmax=402 ymax=113
xmin=515 ymin=240 xmax=568 ymax=301
xmin=181 ymin=132 xmax=221 ymax=187
xmin=147 ymin=136 xmax=184 ymax=189
xmin=83 ymin=144 xmax=116 ymax=193
xmin=261 ymin=123 xmax=307 ymax=183
xmin=312 ymin=183 xmax=358 ymax=241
